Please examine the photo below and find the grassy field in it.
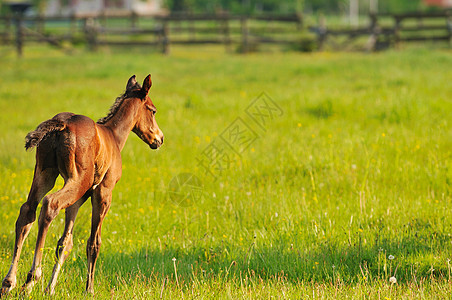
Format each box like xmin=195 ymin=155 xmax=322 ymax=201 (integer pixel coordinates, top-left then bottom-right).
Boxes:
xmin=0 ymin=45 xmax=451 ymax=299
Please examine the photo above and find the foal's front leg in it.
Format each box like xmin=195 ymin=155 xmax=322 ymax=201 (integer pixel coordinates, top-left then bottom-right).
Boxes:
xmin=86 ymin=185 xmax=112 ymax=294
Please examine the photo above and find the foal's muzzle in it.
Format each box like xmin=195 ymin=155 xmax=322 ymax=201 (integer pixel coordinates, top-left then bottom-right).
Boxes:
xmin=150 ymin=135 xmax=163 ymax=149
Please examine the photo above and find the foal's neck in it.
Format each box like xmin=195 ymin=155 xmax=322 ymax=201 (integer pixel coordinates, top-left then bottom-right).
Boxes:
xmin=102 ymin=98 xmax=140 ymax=151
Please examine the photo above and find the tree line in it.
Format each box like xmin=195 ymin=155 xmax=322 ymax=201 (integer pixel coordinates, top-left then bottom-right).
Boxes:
xmin=164 ymin=0 xmax=434 ymax=14
xmin=0 ymin=0 xmax=439 ymax=16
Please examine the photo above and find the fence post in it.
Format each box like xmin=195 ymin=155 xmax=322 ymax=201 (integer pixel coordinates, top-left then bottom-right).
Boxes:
xmin=189 ymin=19 xmax=195 ymax=40
xmin=366 ymin=13 xmax=379 ymax=51
xmin=162 ymin=19 xmax=169 ymax=54
xmin=14 ymin=14 xmax=24 ymax=57
xmin=36 ymin=14 xmax=45 ymax=36
xmin=447 ymin=11 xmax=452 ymax=47
xmin=296 ymin=12 xmax=303 ymax=30
xmin=69 ymin=13 xmax=77 ymax=42
xmin=221 ymin=14 xmax=231 ymax=53
xmin=240 ymin=16 xmax=249 ymax=53
xmin=394 ymin=16 xmax=402 ymax=48
xmin=131 ymin=12 xmax=138 ymax=29
xmin=8 ymin=3 xmax=31 ymax=57
xmin=317 ymin=14 xmax=327 ymax=51
xmin=84 ymin=17 xmax=98 ymax=51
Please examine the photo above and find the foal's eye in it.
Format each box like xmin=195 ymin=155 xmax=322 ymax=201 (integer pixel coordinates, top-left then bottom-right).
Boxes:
xmin=146 ymin=106 xmax=156 ymax=115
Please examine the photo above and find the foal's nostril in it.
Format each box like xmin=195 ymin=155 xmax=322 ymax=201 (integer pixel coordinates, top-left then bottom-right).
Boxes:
xmin=153 ymin=136 xmax=163 ymax=147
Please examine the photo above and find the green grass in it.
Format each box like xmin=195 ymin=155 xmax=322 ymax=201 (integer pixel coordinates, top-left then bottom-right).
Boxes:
xmin=0 ymin=45 xmax=451 ymax=299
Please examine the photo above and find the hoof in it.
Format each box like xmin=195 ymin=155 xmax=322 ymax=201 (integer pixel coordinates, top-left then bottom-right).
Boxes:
xmin=85 ymin=288 xmax=95 ymax=295
xmin=1 ymin=286 xmax=13 ymax=298
xmin=44 ymin=286 xmax=55 ymax=296
xmin=1 ymin=280 xmax=16 ymax=297
xmin=21 ymin=281 xmax=35 ymax=295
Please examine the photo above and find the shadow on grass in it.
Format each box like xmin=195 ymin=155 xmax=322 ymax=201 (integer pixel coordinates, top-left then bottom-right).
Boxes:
xmin=97 ymin=230 xmax=451 ymax=288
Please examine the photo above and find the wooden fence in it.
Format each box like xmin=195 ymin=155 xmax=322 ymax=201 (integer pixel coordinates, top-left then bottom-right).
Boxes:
xmin=0 ymin=11 xmax=451 ymax=55
xmin=0 ymin=12 xmax=304 ymax=54
xmin=310 ymin=10 xmax=452 ymax=51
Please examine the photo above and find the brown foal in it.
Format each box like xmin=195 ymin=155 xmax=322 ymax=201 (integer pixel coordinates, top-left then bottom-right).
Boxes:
xmin=1 ymin=74 xmax=163 ymax=295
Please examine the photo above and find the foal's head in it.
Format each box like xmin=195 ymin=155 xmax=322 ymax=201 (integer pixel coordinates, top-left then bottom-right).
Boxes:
xmin=128 ymin=74 xmax=164 ymax=149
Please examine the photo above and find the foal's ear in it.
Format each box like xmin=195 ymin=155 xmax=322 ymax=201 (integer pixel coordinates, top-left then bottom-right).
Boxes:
xmin=126 ymin=75 xmax=137 ymax=91
xmin=142 ymin=74 xmax=152 ymax=96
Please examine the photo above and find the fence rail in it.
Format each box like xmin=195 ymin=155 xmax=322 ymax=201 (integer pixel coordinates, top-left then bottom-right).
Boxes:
xmin=0 ymin=11 xmax=451 ymax=55
xmin=310 ymin=10 xmax=452 ymax=51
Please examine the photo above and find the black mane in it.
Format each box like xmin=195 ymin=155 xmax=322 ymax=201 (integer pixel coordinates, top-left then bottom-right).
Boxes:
xmin=97 ymin=82 xmax=142 ymax=124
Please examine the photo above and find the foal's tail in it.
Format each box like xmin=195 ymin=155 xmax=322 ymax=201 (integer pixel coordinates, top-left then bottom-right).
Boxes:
xmin=25 ymin=118 xmax=66 ymax=150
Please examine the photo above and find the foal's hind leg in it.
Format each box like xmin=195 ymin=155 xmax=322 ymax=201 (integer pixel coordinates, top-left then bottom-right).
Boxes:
xmin=1 ymin=167 xmax=58 ymax=295
xmin=22 ymin=180 xmax=90 ymax=293
xmin=45 ymin=193 xmax=90 ymax=295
